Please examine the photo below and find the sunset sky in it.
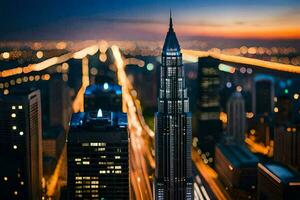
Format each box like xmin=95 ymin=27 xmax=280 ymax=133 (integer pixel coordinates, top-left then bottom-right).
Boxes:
xmin=1 ymin=0 xmax=300 ymax=40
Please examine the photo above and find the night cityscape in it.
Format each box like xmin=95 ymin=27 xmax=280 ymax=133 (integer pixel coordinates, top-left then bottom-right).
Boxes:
xmin=1 ymin=1 xmax=300 ymax=200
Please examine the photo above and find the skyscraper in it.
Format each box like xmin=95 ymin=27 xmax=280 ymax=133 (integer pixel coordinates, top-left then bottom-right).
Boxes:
xmin=196 ymin=57 xmax=222 ymax=154
xmin=154 ymin=13 xmax=193 ymax=200
xmin=67 ymin=110 xmax=129 ymax=199
xmin=0 ymin=90 xmax=43 ymax=200
xmin=226 ymin=92 xmax=246 ymax=144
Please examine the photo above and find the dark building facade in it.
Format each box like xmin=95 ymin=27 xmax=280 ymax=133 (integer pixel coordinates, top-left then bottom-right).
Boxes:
xmin=215 ymin=144 xmax=258 ymax=199
xmin=67 ymin=110 xmax=129 ymax=199
xmin=257 ymin=162 xmax=300 ymax=200
xmin=154 ymin=14 xmax=193 ymax=200
xmin=196 ymin=57 xmax=222 ymax=154
xmin=0 ymin=90 xmax=43 ymax=200
xmin=274 ymin=125 xmax=300 ymax=171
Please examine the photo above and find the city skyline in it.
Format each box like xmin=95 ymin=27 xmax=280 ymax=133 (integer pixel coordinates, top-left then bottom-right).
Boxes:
xmin=1 ymin=4 xmax=300 ymax=200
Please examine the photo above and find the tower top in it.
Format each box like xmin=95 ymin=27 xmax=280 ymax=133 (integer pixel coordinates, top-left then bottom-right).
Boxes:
xmin=163 ymin=10 xmax=180 ymax=53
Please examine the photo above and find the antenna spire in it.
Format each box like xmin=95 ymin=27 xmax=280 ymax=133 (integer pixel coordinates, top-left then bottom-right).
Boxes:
xmin=169 ymin=9 xmax=173 ymax=30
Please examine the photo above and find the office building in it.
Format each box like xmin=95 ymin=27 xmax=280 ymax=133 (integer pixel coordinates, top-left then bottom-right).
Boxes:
xmin=257 ymin=162 xmax=300 ymax=200
xmin=274 ymin=125 xmax=300 ymax=171
xmin=154 ymin=13 xmax=193 ymax=199
xmin=226 ymin=92 xmax=246 ymax=144
xmin=196 ymin=57 xmax=222 ymax=154
xmin=0 ymin=90 xmax=43 ymax=200
xmin=67 ymin=110 xmax=129 ymax=199
xmin=215 ymin=144 xmax=258 ymax=199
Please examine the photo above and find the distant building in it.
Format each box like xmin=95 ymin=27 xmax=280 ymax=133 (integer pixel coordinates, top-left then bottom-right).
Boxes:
xmin=253 ymin=75 xmax=274 ymax=116
xmin=226 ymin=92 xmax=246 ymax=144
xmin=196 ymin=57 xmax=222 ymax=154
xmin=275 ymin=95 xmax=293 ymax=125
xmin=257 ymin=162 xmax=300 ymax=200
xmin=0 ymin=90 xmax=43 ymax=200
xmin=248 ymin=115 xmax=273 ymax=146
xmin=215 ymin=144 xmax=258 ymax=199
xmin=67 ymin=110 xmax=129 ymax=199
xmin=84 ymin=82 xmax=122 ymax=112
xmin=49 ymin=73 xmax=71 ymax=130
xmin=274 ymin=125 xmax=300 ymax=172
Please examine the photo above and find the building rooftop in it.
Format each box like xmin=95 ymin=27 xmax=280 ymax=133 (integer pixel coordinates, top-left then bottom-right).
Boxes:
xmin=217 ymin=144 xmax=259 ymax=168
xmin=258 ymin=162 xmax=300 ymax=185
xmin=68 ymin=110 xmax=128 ymax=143
xmin=162 ymin=11 xmax=180 ymax=53
xmin=70 ymin=110 xmax=127 ymax=130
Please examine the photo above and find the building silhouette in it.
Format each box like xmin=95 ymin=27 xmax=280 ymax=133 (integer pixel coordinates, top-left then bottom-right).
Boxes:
xmin=154 ymin=13 xmax=193 ymax=200
xmin=253 ymin=75 xmax=274 ymax=116
xmin=0 ymin=90 xmax=43 ymax=200
xmin=196 ymin=57 xmax=222 ymax=154
xmin=67 ymin=110 xmax=129 ymax=199
xmin=226 ymin=92 xmax=246 ymax=144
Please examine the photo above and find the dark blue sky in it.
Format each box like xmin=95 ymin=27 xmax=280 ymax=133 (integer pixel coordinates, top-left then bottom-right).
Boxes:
xmin=1 ymin=0 xmax=300 ymax=40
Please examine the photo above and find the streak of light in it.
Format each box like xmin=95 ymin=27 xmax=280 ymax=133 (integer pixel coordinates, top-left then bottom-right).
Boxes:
xmin=245 ymin=137 xmax=273 ymax=156
xmin=72 ymin=57 xmax=89 ymax=113
xmin=0 ymin=45 xmax=98 ymax=78
xmin=182 ymin=49 xmax=300 ymax=74
xmin=112 ymin=45 xmax=154 ymax=200
xmin=46 ymin=145 xmax=66 ymax=197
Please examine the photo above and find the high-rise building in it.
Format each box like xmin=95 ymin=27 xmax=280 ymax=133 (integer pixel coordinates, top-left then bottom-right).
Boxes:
xmin=67 ymin=110 xmax=129 ymax=199
xmin=274 ymin=125 xmax=300 ymax=171
xmin=226 ymin=92 xmax=246 ymax=144
xmin=0 ymin=90 xmax=43 ymax=200
xmin=275 ymin=95 xmax=293 ymax=125
xmin=253 ymin=75 xmax=274 ymax=116
xmin=154 ymin=13 xmax=193 ymax=200
xmin=196 ymin=57 xmax=222 ymax=154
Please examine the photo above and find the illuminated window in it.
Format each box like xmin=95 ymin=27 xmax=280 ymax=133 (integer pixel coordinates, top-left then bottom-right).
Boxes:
xmin=20 ymin=181 xmax=24 ymax=185
xmin=115 ymin=166 xmax=122 ymax=169
xmin=18 ymin=105 xmax=23 ymax=109
xmin=99 ymin=170 xmax=106 ymax=174
xmin=14 ymin=191 xmax=18 ymax=195
xmin=81 ymin=143 xmax=89 ymax=147
xmin=75 ymin=158 xmax=82 ymax=162
xmin=13 ymin=145 xmax=17 ymax=149
xmin=4 ymin=177 xmax=8 ymax=181
xmin=82 ymin=161 xmax=90 ymax=165
xmin=19 ymin=131 xmax=24 ymax=136
xmin=12 ymin=106 xmax=16 ymax=110
xmin=12 ymin=126 xmax=17 ymax=130
xmin=115 ymin=156 xmax=120 ymax=159
xmin=11 ymin=113 xmax=16 ymax=118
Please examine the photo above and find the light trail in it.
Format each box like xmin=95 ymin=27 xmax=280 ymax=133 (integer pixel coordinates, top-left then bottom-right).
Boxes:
xmin=182 ymin=49 xmax=300 ymax=74
xmin=0 ymin=46 xmax=98 ymax=78
xmin=46 ymin=145 xmax=67 ymax=197
xmin=111 ymin=45 xmax=154 ymax=200
xmin=245 ymin=137 xmax=273 ymax=156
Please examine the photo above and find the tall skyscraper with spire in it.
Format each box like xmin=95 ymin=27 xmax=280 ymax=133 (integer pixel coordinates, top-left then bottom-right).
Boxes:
xmin=154 ymin=12 xmax=193 ymax=200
